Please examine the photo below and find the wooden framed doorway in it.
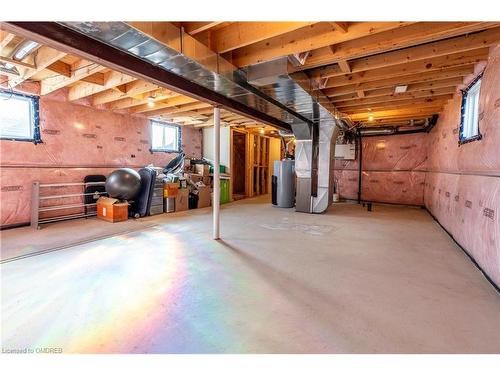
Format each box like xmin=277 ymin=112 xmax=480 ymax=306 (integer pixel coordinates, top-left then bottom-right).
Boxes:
xmin=231 ymin=129 xmax=248 ymax=201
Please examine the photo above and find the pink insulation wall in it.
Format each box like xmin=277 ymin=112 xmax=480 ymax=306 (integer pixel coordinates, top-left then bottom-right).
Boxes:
xmin=0 ymin=87 xmax=202 ymax=227
xmin=424 ymin=45 xmax=500 ymax=286
xmin=334 ymin=132 xmax=428 ymax=205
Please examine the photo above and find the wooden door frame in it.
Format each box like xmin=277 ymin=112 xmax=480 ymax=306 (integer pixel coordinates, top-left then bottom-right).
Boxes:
xmin=230 ymin=128 xmax=249 ymax=199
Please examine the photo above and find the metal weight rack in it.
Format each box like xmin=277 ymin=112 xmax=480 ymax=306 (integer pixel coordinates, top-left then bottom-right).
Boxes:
xmin=31 ymin=181 xmax=107 ymax=229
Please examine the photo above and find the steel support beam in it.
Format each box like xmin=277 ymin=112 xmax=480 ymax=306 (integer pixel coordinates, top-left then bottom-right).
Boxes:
xmin=2 ymin=22 xmax=292 ymax=132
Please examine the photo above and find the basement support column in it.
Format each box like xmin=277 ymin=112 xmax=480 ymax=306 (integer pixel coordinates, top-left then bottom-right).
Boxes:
xmin=213 ymin=106 xmax=221 ymax=240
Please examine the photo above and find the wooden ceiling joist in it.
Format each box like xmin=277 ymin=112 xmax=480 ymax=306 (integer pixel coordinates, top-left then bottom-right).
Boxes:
xmin=338 ymin=95 xmax=453 ymax=113
xmin=130 ymin=95 xmax=200 ymax=114
xmin=210 ymin=22 xmax=316 ymax=53
xmin=0 ymin=32 xmax=15 ymax=49
xmin=309 ymin=26 xmax=500 ymax=79
xmin=145 ymin=101 xmax=212 ymax=118
xmin=181 ymin=22 xmax=224 ymax=35
xmin=68 ymin=70 xmax=136 ymax=101
xmin=330 ymin=22 xmax=349 ymax=34
xmin=8 ymin=45 xmax=66 ymax=87
xmin=46 ymin=60 xmax=71 ymax=77
xmin=300 ymin=22 xmax=499 ymax=71
xmin=351 ymin=107 xmax=443 ymax=121
xmin=322 ymin=65 xmax=474 ymax=95
xmin=107 ymin=89 xmax=178 ymax=110
xmin=330 ymin=77 xmax=464 ymax=100
xmin=92 ymin=80 xmax=159 ymax=105
xmin=333 ymin=87 xmax=457 ymax=108
xmin=227 ymin=22 xmax=411 ymax=67
xmin=323 ymin=49 xmax=488 ymax=88
xmin=41 ymin=60 xmax=107 ymax=95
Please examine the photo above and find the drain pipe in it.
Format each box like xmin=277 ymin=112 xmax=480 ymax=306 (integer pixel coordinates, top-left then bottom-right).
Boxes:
xmin=213 ymin=106 xmax=221 ymax=240
xmin=357 ymin=129 xmax=363 ymax=204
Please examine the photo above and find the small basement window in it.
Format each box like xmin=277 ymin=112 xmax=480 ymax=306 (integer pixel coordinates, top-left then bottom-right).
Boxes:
xmin=151 ymin=120 xmax=181 ymax=152
xmin=459 ymin=74 xmax=482 ymax=144
xmin=0 ymin=89 xmax=40 ymax=142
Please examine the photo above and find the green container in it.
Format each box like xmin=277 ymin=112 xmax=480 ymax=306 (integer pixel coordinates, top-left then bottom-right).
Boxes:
xmin=209 ymin=165 xmax=226 ymax=174
xmin=220 ymin=179 xmax=230 ymax=204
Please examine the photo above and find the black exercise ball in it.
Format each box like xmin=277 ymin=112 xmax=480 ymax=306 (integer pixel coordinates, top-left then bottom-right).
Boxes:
xmin=105 ymin=168 xmax=141 ymax=200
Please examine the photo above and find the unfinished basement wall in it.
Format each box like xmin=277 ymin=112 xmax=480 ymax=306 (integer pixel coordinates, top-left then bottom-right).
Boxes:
xmin=334 ymin=132 xmax=428 ymax=205
xmin=424 ymin=45 xmax=500 ymax=286
xmin=0 ymin=87 xmax=202 ymax=227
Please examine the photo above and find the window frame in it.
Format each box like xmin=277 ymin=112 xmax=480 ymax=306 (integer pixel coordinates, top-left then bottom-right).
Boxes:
xmin=150 ymin=120 xmax=182 ymax=153
xmin=459 ymin=72 xmax=483 ymax=145
xmin=0 ymin=89 xmax=41 ymax=143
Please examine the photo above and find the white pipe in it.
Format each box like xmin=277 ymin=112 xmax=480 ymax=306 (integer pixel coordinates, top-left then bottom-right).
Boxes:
xmin=213 ymin=106 xmax=221 ymax=240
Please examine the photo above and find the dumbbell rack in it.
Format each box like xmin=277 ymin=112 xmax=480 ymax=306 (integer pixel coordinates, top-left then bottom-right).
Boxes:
xmin=31 ymin=181 xmax=107 ymax=229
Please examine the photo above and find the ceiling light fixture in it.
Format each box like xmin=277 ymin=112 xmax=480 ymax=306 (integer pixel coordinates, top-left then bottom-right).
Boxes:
xmin=394 ymin=85 xmax=408 ymax=94
xmin=368 ymin=115 xmax=374 ymax=122
xmin=147 ymin=95 xmax=156 ymax=108
xmin=13 ymin=40 xmax=40 ymax=61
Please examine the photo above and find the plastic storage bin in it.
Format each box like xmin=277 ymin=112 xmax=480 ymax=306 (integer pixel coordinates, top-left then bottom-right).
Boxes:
xmin=220 ymin=179 xmax=230 ymax=204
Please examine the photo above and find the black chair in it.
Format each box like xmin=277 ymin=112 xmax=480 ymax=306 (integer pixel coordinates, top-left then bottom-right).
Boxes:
xmin=83 ymin=175 xmax=107 ymax=216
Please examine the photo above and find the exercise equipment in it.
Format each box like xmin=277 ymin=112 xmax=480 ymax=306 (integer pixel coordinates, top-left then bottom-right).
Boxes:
xmin=105 ymin=168 xmax=141 ymax=200
xmin=129 ymin=168 xmax=156 ymax=217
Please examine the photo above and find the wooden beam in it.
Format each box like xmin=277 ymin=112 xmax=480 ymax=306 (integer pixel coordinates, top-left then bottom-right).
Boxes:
xmin=330 ymin=22 xmax=349 ymax=33
xmin=46 ymin=60 xmax=71 ymax=77
xmin=92 ymin=80 xmax=158 ymax=105
xmin=331 ymin=77 xmax=464 ymax=100
xmin=0 ymin=55 xmax=36 ymax=69
xmin=130 ymin=95 xmax=199 ymax=114
xmin=356 ymin=90 xmax=365 ymax=98
xmin=322 ymin=65 xmax=473 ymax=96
xmin=8 ymin=45 xmax=66 ymax=87
xmin=300 ymin=22 xmax=499 ymax=71
xmin=144 ymin=101 xmax=212 ymax=117
xmin=181 ymin=22 xmax=223 ymax=35
xmin=338 ymin=59 xmax=351 ymax=73
xmin=338 ymin=95 xmax=453 ymax=113
xmin=227 ymin=22 xmax=411 ymax=67
xmin=80 ymin=72 xmax=105 ymax=86
xmin=309 ymin=26 xmax=500 ymax=79
xmin=209 ymin=22 xmax=316 ymax=53
xmin=68 ymin=70 xmax=136 ymax=101
xmin=333 ymin=87 xmax=457 ymax=107
xmin=41 ymin=60 xmax=107 ymax=95
xmin=108 ymin=89 xmax=178 ymax=110
xmin=0 ymin=32 xmax=15 ymax=49
xmin=324 ymin=49 xmax=488 ymax=88
xmin=350 ymin=107 xmax=443 ymax=121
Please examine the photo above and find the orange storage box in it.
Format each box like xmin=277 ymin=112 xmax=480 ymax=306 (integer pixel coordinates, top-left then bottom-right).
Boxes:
xmin=163 ymin=182 xmax=179 ymax=197
xmin=96 ymin=197 xmax=129 ymax=223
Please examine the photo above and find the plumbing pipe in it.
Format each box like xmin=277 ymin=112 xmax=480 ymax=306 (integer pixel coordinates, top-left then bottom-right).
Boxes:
xmin=213 ymin=106 xmax=221 ymax=240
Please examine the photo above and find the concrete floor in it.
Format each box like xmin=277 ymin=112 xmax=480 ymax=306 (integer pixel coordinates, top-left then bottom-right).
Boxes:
xmin=1 ymin=196 xmax=499 ymax=353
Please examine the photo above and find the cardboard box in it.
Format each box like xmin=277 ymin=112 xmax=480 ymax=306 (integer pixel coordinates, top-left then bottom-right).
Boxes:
xmin=202 ymin=176 xmax=211 ymax=186
xmin=197 ymin=186 xmax=212 ymax=208
xmin=176 ymin=189 xmax=189 ymax=212
xmin=97 ymin=197 xmax=128 ymax=223
xmin=195 ymin=164 xmax=210 ymax=176
xmin=186 ymin=173 xmax=204 ymax=184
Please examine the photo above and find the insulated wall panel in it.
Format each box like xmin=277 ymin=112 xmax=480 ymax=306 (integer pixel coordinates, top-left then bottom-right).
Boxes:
xmin=425 ymin=44 xmax=500 ymax=286
xmin=0 ymin=88 xmax=202 ymax=226
xmin=334 ymin=133 xmax=428 ymax=205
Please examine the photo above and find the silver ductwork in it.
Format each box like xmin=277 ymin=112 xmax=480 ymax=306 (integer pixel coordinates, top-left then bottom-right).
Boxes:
xmin=59 ymin=22 xmax=351 ymax=213
xmin=244 ymin=57 xmax=346 ymax=213
xmin=59 ymin=22 xmax=299 ymax=127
